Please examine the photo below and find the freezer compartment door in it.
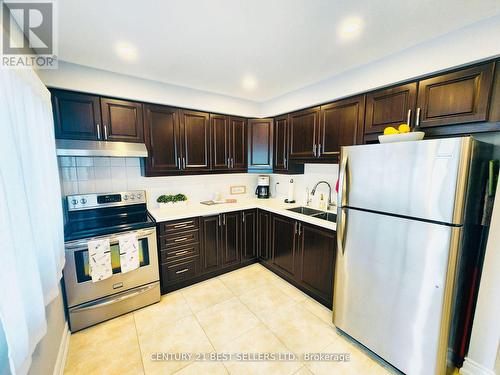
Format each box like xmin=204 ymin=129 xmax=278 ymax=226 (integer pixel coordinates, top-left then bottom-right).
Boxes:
xmin=334 ymin=208 xmax=460 ymax=375
xmin=339 ymin=137 xmax=470 ymax=224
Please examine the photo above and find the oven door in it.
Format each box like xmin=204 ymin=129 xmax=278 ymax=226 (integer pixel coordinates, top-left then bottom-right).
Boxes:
xmin=63 ymin=227 xmax=159 ymax=307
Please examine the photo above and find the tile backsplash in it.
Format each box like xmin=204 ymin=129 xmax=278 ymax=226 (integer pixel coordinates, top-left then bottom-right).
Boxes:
xmin=58 ymin=156 xmax=339 ymax=209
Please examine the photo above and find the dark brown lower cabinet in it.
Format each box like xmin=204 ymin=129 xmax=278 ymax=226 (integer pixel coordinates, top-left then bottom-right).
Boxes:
xmin=297 ymin=223 xmax=336 ymax=305
xmin=271 ymin=214 xmax=298 ymax=277
xmin=242 ymin=210 xmax=257 ymax=261
xmin=269 ymin=214 xmax=336 ymax=307
xmin=158 ymin=211 xmax=335 ymax=307
xmin=257 ymin=210 xmax=271 ymax=261
xmin=221 ymin=212 xmax=241 ymax=267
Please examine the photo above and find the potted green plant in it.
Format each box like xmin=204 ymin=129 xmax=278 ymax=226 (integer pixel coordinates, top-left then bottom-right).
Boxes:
xmin=157 ymin=193 xmax=188 ymax=208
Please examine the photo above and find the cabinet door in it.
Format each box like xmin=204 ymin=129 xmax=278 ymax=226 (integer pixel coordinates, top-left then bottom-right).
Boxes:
xmin=319 ymin=95 xmax=365 ymax=157
xmin=210 ymin=114 xmax=230 ymax=170
xmin=100 ymin=98 xmax=144 ymax=142
xmin=200 ymin=215 xmax=221 ymax=273
xmin=364 ymin=83 xmax=417 ymax=134
xmin=257 ymin=210 xmax=271 ymax=261
xmin=289 ymin=107 xmax=320 ymax=159
xmin=248 ymin=119 xmax=273 ymax=172
xmin=180 ymin=110 xmax=210 ymax=171
xmin=51 ymin=89 xmax=101 ymax=140
xmin=230 ymin=117 xmax=247 ymax=171
xmin=242 ymin=210 xmax=257 ymax=261
xmin=416 ymin=63 xmax=494 ymax=128
xmin=143 ymin=104 xmax=182 ymax=175
xmin=298 ymin=224 xmax=336 ymax=305
xmin=273 ymin=115 xmax=289 ymax=171
xmin=221 ymin=212 xmax=241 ymax=267
xmin=271 ymin=215 xmax=297 ymax=276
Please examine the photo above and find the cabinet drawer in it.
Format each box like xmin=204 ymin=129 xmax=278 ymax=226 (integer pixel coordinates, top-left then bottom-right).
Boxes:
xmin=160 ymin=244 xmax=200 ymax=263
xmin=161 ymin=258 xmax=198 ymax=284
xmin=160 ymin=231 xmax=199 ymax=249
xmin=159 ymin=218 xmax=198 ymax=235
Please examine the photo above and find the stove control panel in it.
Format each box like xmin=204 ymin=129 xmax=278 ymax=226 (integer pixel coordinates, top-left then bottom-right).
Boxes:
xmin=67 ymin=190 xmax=147 ymax=211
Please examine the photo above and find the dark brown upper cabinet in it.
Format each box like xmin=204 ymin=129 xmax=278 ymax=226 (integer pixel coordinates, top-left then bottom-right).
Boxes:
xmin=416 ymin=62 xmax=494 ymax=128
xmin=273 ymin=115 xmax=289 ymax=172
xmin=364 ymin=83 xmax=417 ymax=135
xmin=180 ymin=110 xmax=210 ymax=172
xmin=210 ymin=114 xmax=230 ymax=171
xmin=100 ymin=98 xmax=144 ymax=143
xmin=319 ymin=95 xmax=366 ymax=157
xmin=210 ymin=115 xmax=247 ymax=172
xmin=143 ymin=104 xmax=182 ymax=176
xmin=248 ymin=118 xmax=274 ymax=172
xmin=52 ymin=89 xmax=102 ymax=140
xmin=230 ymin=116 xmax=247 ymax=171
xmin=289 ymin=107 xmax=320 ymax=159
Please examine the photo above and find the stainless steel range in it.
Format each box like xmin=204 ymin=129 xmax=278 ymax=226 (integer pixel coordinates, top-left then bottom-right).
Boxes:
xmin=63 ymin=190 xmax=160 ymax=332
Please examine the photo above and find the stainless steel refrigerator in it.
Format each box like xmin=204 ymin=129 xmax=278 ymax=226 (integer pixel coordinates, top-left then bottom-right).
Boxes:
xmin=333 ymin=137 xmax=493 ymax=375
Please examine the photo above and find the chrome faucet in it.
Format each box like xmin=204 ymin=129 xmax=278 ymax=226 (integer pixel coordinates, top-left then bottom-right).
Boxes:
xmin=311 ymin=181 xmax=335 ymax=211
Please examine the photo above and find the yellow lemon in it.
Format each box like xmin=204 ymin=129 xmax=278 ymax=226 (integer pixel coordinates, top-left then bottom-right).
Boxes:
xmin=398 ymin=124 xmax=411 ymax=133
xmin=383 ymin=127 xmax=399 ymax=135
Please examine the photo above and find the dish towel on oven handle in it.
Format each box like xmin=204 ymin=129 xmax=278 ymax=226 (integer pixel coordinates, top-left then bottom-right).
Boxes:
xmin=118 ymin=232 xmax=140 ymax=273
xmin=87 ymin=238 xmax=112 ymax=282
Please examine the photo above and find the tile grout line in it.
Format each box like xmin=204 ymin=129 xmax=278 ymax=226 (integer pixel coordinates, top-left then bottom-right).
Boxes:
xmin=131 ymin=313 xmax=147 ymax=375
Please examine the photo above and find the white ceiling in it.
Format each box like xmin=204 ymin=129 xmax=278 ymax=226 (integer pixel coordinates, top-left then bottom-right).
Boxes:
xmin=57 ymin=0 xmax=500 ymax=102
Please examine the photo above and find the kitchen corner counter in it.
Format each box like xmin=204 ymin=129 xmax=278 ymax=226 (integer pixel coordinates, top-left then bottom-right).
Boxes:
xmin=148 ymin=198 xmax=336 ymax=231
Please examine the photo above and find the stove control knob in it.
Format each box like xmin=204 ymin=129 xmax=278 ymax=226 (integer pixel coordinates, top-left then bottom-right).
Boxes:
xmin=71 ymin=199 xmax=78 ymax=205
xmin=123 ymin=195 xmax=128 ymax=200
xmin=130 ymin=194 xmax=135 ymax=200
xmin=80 ymin=198 xmax=87 ymax=204
xmin=136 ymin=193 xmax=142 ymax=199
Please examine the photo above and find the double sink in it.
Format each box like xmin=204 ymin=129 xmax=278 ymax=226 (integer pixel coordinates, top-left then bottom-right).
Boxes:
xmin=286 ymin=206 xmax=337 ymax=223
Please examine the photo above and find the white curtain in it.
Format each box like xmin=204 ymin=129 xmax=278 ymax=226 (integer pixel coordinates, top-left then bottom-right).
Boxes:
xmin=0 ymin=67 xmax=65 ymax=375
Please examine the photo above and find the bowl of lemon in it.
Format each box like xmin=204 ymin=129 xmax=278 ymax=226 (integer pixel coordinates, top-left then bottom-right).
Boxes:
xmin=378 ymin=124 xmax=425 ymax=144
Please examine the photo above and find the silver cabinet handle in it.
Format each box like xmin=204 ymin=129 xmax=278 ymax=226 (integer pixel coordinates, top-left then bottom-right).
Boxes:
xmin=298 ymin=223 xmax=302 ymax=236
xmin=223 ymin=214 xmax=226 ymax=225
xmin=407 ymin=109 xmax=412 ymax=126
xmin=174 ymin=223 xmax=189 ymax=229
xmin=231 ymin=158 xmax=234 ymax=168
xmin=183 ymin=157 xmax=186 ymax=169
xmin=294 ymin=221 xmax=298 ymax=234
xmin=416 ymin=107 xmax=421 ymax=127
xmin=284 ymin=157 xmax=288 ymax=169
xmin=176 ymin=268 xmax=189 ymax=274
xmin=313 ymin=144 xmax=317 ymax=157
xmin=227 ymin=157 xmax=231 ymax=168
xmin=218 ymin=214 xmax=221 ymax=226
xmin=178 ymin=157 xmax=181 ymax=169
xmin=242 ymin=213 xmax=245 ymax=223
xmin=175 ymin=250 xmax=189 ymax=256
xmin=174 ymin=237 xmax=189 ymax=242
xmin=96 ymin=123 xmax=101 ymax=140
xmin=103 ymin=124 xmax=108 ymax=140
xmin=317 ymin=144 xmax=322 ymax=157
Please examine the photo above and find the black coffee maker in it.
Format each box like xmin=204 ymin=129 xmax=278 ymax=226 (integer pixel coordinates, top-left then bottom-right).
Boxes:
xmin=255 ymin=175 xmax=270 ymax=199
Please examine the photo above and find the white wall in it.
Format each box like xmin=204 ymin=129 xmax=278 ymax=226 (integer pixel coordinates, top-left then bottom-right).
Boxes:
xmin=58 ymin=156 xmax=338 ymax=209
xmin=38 ymin=61 xmax=261 ymax=117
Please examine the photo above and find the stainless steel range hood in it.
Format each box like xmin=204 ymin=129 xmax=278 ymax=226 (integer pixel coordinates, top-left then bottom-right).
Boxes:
xmin=56 ymin=139 xmax=148 ymax=157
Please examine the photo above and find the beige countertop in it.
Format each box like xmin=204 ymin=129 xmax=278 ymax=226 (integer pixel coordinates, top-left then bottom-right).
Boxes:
xmin=148 ymin=198 xmax=336 ymax=231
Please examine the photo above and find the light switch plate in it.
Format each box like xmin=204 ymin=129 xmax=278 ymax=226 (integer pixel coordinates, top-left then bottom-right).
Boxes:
xmin=230 ymin=185 xmax=246 ymax=195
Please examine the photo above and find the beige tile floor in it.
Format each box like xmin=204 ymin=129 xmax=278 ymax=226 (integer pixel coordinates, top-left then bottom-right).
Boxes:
xmin=64 ymin=263 xmax=395 ymax=375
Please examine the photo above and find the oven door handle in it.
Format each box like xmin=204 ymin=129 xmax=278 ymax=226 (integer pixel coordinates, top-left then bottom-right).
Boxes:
xmin=70 ymin=283 xmax=157 ymax=312
xmin=65 ymin=227 xmax=156 ymax=250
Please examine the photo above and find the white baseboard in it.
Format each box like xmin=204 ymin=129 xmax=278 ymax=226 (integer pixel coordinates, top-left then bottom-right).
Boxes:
xmin=460 ymin=357 xmax=496 ymax=375
xmin=53 ymin=323 xmax=70 ymax=375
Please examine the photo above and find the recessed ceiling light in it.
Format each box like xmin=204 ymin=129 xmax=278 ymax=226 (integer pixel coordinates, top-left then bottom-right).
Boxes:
xmin=115 ymin=41 xmax=138 ymax=62
xmin=338 ymin=16 xmax=363 ymax=40
xmin=242 ymin=75 xmax=257 ymax=90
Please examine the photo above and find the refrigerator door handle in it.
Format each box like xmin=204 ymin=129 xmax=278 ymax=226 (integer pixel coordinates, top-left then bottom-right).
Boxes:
xmin=337 ymin=207 xmax=348 ymax=255
xmin=338 ymin=152 xmax=349 ymax=207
